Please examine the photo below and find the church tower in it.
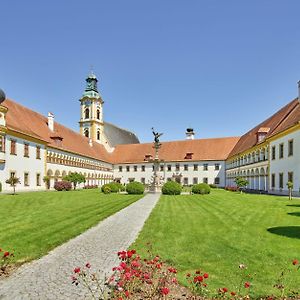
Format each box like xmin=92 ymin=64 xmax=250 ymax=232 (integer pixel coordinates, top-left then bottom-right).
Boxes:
xmin=79 ymin=72 xmax=104 ymax=144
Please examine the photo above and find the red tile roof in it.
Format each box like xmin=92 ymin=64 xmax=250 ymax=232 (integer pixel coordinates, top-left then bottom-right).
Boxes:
xmin=229 ymin=98 xmax=300 ymax=157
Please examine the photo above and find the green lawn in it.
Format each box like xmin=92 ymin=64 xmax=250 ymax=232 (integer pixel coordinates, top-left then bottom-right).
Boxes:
xmin=132 ymin=190 xmax=300 ymax=297
xmin=0 ymin=189 xmax=141 ymax=265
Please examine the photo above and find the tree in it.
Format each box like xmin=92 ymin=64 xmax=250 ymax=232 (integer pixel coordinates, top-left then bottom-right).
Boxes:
xmin=5 ymin=176 xmax=21 ymax=195
xmin=234 ymin=176 xmax=249 ymax=194
xmin=287 ymin=181 xmax=293 ymax=200
xmin=63 ymin=172 xmax=86 ymax=190
xmin=43 ymin=176 xmax=50 ymax=189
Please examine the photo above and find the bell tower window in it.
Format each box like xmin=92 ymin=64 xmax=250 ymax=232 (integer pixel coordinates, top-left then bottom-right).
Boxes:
xmin=97 ymin=130 xmax=100 ymax=140
xmin=84 ymin=128 xmax=89 ymax=138
xmin=97 ymin=109 xmax=100 ymax=120
xmin=85 ymin=108 xmax=90 ymax=119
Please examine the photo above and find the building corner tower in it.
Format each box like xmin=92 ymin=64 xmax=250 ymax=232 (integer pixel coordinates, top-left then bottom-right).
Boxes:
xmin=79 ymin=72 xmax=104 ymax=144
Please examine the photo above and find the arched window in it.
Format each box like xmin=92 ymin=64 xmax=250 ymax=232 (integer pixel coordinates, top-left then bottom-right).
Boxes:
xmin=85 ymin=108 xmax=90 ymax=119
xmin=84 ymin=128 xmax=89 ymax=138
xmin=97 ymin=130 xmax=100 ymax=140
xmin=97 ymin=109 xmax=100 ymax=120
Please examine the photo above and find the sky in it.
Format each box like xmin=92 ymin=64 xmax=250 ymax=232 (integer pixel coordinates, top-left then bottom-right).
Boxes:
xmin=1 ymin=0 xmax=300 ymax=143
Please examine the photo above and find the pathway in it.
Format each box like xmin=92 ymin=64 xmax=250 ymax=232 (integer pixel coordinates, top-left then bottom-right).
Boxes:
xmin=0 ymin=193 xmax=160 ymax=299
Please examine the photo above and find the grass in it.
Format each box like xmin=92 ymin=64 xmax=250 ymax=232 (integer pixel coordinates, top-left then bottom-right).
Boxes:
xmin=132 ymin=189 xmax=300 ymax=297
xmin=0 ymin=189 xmax=141 ymax=265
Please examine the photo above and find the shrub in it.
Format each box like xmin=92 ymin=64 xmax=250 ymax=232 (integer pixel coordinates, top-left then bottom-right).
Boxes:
xmin=192 ymin=183 xmax=211 ymax=194
xmin=0 ymin=182 xmax=2 ymax=192
xmin=126 ymin=181 xmax=145 ymax=195
xmin=102 ymin=186 xmax=111 ymax=194
xmin=209 ymin=184 xmax=217 ymax=189
xmin=83 ymin=185 xmax=98 ymax=189
xmin=225 ymin=186 xmax=239 ymax=192
xmin=162 ymin=181 xmax=182 ymax=195
xmin=54 ymin=181 xmax=72 ymax=191
xmin=101 ymin=182 xmax=124 ymax=193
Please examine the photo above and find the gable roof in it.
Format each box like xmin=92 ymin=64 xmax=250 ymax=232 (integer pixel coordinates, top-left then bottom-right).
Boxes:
xmin=111 ymin=137 xmax=240 ymax=164
xmin=3 ymin=99 xmax=111 ymax=162
xmin=229 ymin=98 xmax=300 ymax=157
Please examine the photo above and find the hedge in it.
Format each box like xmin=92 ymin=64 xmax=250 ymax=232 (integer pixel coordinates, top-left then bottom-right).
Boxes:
xmin=126 ymin=181 xmax=145 ymax=194
xmin=54 ymin=181 xmax=72 ymax=191
xmin=162 ymin=181 xmax=182 ymax=195
xmin=192 ymin=183 xmax=211 ymax=194
xmin=101 ymin=182 xmax=125 ymax=193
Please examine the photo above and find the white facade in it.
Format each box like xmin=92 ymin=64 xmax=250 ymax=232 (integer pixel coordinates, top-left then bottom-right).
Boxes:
xmin=114 ymin=160 xmax=226 ymax=187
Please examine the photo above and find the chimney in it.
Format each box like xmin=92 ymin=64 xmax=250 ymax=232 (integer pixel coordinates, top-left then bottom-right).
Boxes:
xmin=89 ymin=138 xmax=93 ymax=147
xmin=186 ymin=128 xmax=195 ymax=140
xmin=298 ymin=81 xmax=300 ymax=102
xmin=48 ymin=112 xmax=54 ymax=131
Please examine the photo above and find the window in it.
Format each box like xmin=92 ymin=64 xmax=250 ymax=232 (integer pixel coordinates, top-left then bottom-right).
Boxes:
xmin=185 ymin=152 xmax=193 ymax=159
xmin=10 ymin=171 xmax=16 ymax=179
xmin=175 ymin=164 xmax=180 ymax=171
xmin=134 ymin=165 xmax=137 ymax=172
xmin=24 ymin=172 xmax=29 ymax=186
xmin=97 ymin=109 xmax=100 ymax=120
xmin=0 ymin=135 xmax=5 ymax=152
xmin=141 ymin=165 xmax=145 ymax=172
xmin=279 ymin=173 xmax=284 ymax=189
xmin=193 ymin=177 xmax=198 ymax=184
xmin=279 ymin=143 xmax=284 ymax=159
xmin=271 ymin=173 xmax=275 ymax=188
xmin=24 ymin=143 xmax=29 ymax=157
xmin=129 ymin=178 xmax=135 ymax=182
xmin=214 ymin=177 xmax=220 ymax=184
xmin=152 ymin=165 xmax=155 ymax=171
xmin=118 ymin=166 xmax=123 ymax=172
xmin=36 ymin=146 xmax=41 ymax=159
xmin=193 ymin=164 xmax=198 ymax=171
xmin=203 ymin=164 xmax=208 ymax=171
xmin=215 ymin=163 xmax=220 ymax=170
xmin=183 ymin=177 xmax=188 ymax=185
xmin=160 ymin=165 xmax=164 ymax=172
xmin=126 ymin=166 xmax=130 ymax=172
xmin=271 ymin=146 xmax=276 ymax=160
xmin=288 ymin=139 xmax=294 ymax=156
xmin=85 ymin=108 xmax=89 ymax=119
xmin=141 ymin=177 xmax=145 ymax=184
xmin=97 ymin=130 xmax=100 ymax=140
xmin=84 ymin=128 xmax=89 ymax=138
xmin=36 ymin=173 xmax=41 ymax=186
xmin=10 ymin=140 xmax=16 ymax=155
xmin=288 ymin=171 xmax=293 ymax=183
xmin=184 ymin=164 xmax=188 ymax=171
xmin=167 ymin=165 xmax=172 ymax=171
xmin=203 ymin=177 xmax=208 ymax=184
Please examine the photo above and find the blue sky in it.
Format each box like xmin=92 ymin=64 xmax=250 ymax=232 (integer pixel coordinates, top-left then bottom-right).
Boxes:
xmin=1 ymin=1 xmax=300 ymax=142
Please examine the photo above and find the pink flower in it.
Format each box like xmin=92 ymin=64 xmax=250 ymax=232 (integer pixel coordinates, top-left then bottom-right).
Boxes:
xmin=85 ymin=262 xmax=91 ymax=268
xmin=74 ymin=267 xmax=81 ymax=274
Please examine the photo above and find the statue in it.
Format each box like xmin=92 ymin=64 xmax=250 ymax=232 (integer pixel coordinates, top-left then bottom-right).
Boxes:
xmin=152 ymin=127 xmax=163 ymax=144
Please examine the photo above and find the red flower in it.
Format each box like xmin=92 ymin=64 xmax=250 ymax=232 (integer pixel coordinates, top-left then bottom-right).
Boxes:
xmin=203 ymin=273 xmax=209 ymax=279
xmin=231 ymin=291 xmax=236 ymax=296
xmin=161 ymin=287 xmax=170 ymax=295
xmin=3 ymin=251 xmax=9 ymax=258
xmin=74 ymin=267 xmax=81 ymax=274
xmin=244 ymin=282 xmax=251 ymax=288
xmin=222 ymin=287 xmax=228 ymax=293
xmin=292 ymin=259 xmax=299 ymax=265
xmin=85 ymin=262 xmax=91 ymax=268
xmin=125 ymin=290 xmax=130 ymax=297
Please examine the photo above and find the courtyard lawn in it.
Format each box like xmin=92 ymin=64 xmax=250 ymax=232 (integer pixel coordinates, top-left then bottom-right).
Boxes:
xmin=0 ymin=189 xmax=141 ymax=265
xmin=132 ymin=189 xmax=300 ymax=297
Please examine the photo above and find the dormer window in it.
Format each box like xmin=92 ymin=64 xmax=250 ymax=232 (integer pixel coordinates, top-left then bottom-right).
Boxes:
xmin=144 ymin=154 xmax=152 ymax=161
xmin=50 ymin=135 xmax=63 ymax=147
xmin=185 ymin=152 xmax=193 ymax=159
xmin=256 ymin=127 xmax=270 ymax=143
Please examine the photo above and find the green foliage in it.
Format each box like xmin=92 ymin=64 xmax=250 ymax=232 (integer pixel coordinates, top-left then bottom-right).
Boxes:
xmin=101 ymin=182 xmax=125 ymax=193
xmin=63 ymin=172 xmax=86 ymax=190
xmin=126 ymin=181 xmax=145 ymax=195
xmin=209 ymin=184 xmax=217 ymax=189
xmin=192 ymin=183 xmax=211 ymax=194
xmin=5 ymin=176 xmax=21 ymax=195
xmin=0 ymin=182 xmax=2 ymax=192
xmin=102 ymin=186 xmax=111 ymax=194
xmin=162 ymin=181 xmax=182 ymax=195
xmin=43 ymin=176 xmax=50 ymax=189
xmin=234 ymin=176 xmax=249 ymax=193
xmin=287 ymin=181 xmax=294 ymax=200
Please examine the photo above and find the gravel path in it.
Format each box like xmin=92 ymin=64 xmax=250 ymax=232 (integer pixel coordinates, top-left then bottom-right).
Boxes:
xmin=0 ymin=193 xmax=160 ymax=300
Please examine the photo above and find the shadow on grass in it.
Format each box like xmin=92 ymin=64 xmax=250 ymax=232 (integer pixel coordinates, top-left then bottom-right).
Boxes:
xmin=287 ymin=212 xmax=300 ymax=217
xmin=286 ymin=204 xmax=300 ymax=208
xmin=267 ymin=226 xmax=300 ymax=239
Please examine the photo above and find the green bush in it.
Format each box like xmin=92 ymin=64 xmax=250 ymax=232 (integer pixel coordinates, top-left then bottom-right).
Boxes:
xmin=126 ymin=181 xmax=145 ymax=195
xmin=192 ymin=183 xmax=211 ymax=194
xmin=0 ymin=182 xmax=2 ymax=192
xmin=162 ymin=181 xmax=182 ymax=195
xmin=209 ymin=184 xmax=217 ymax=189
xmin=101 ymin=182 xmax=124 ymax=193
xmin=102 ymin=186 xmax=111 ymax=194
